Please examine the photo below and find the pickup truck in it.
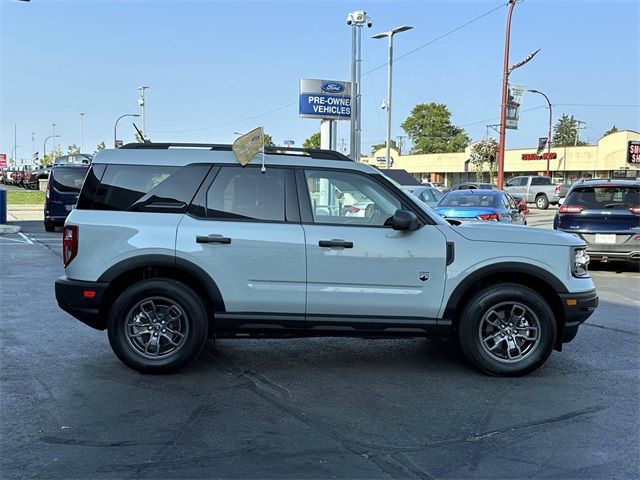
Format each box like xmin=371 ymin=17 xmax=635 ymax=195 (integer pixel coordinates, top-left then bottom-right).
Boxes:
xmin=504 ymin=175 xmax=559 ymax=209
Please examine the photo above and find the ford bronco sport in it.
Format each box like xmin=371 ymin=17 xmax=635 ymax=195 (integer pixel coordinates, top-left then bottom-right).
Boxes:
xmin=55 ymin=143 xmax=598 ymax=376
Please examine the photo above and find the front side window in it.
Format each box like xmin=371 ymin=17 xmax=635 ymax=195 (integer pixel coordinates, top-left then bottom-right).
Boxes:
xmin=304 ymin=170 xmax=401 ymax=226
xmin=206 ymin=167 xmax=285 ymax=222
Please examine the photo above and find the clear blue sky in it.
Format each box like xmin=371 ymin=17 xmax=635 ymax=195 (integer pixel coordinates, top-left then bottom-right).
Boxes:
xmin=1 ymin=0 xmax=638 ymax=162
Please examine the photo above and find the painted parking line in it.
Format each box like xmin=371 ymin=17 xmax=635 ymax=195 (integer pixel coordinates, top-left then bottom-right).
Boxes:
xmin=0 ymin=233 xmax=34 ymax=245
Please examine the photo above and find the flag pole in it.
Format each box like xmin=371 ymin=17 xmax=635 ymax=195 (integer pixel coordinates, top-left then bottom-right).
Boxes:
xmin=261 ymin=127 xmax=266 ymax=173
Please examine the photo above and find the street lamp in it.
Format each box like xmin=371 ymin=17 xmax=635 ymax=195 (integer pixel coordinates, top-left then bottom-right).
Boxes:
xmin=43 ymin=135 xmax=60 ymax=162
xmin=527 ymin=89 xmax=552 ymax=177
xmin=114 ymin=114 xmax=140 ymax=148
xmin=372 ymin=25 xmax=413 ymax=169
xmin=52 ymin=123 xmax=57 ymax=151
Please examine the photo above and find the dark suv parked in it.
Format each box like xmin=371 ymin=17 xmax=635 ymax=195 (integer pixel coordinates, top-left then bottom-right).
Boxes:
xmin=553 ymin=179 xmax=640 ymax=263
xmin=44 ymin=164 xmax=89 ymax=231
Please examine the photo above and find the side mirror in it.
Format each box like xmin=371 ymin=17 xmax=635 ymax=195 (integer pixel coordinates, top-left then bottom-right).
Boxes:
xmin=391 ymin=209 xmax=419 ymax=231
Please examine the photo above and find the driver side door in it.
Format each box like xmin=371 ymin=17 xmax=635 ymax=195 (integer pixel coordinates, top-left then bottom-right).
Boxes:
xmin=298 ymin=168 xmax=447 ymax=328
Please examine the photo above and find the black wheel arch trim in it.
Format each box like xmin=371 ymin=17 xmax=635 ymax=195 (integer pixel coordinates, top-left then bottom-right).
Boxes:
xmin=443 ymin=262 xmax=568 ymax=319
xmin=97 ymin=254 xmax=226 ymax=313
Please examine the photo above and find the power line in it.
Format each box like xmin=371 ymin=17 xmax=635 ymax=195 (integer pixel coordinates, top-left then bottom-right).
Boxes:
xmin=362 ymin=2 xmax=507 ymax=76
xmin=149 ymin=102 xmax=298 ymax=134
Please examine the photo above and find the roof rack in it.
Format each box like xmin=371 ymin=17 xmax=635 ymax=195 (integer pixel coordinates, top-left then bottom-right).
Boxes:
xmin=120 ymin=143 xmax=352 ymax=162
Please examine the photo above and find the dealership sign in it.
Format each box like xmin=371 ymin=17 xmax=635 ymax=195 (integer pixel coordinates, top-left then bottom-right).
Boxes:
xmin=522 ymin=152 xmax=557 ymax=161
xmin=299 ymin=78 xmax=352 ymax=120
xmin=628 ymin=140 xmax=640 ymax=164
xmin=0 ymin=153 xmax=6 ymax=168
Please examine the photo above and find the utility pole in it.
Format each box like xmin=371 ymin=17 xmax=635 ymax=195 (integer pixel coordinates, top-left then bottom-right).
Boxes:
xmin=32 ymin=131 xmax=35 ymax=159
xmin=396 ymin=135 xmax=406 ymax=155
xmin=347 ymin=11 xmax=373 ymax=162
xmin=14 ymin=124 xmax=17 ymax=166
xmin=52 ymin=123 xmax=56 ymax=152
xmin=138 ymin=86 xmax=149 ymax=139
xmin=80 ymin=113 xmax=85 ymax=152
xmin=574 ymin=120 xmax=586 ymax=146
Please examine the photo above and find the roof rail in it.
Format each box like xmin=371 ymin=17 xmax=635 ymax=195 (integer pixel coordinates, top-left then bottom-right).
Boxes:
xmin=120 ymin=142 xmax=352 ymax=161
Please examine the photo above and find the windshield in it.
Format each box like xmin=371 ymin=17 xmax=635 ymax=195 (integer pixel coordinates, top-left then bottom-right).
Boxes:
xmin=439 ymin=192 xmax=499 ymax=207
xmin=566 ymin=186 xmax=639 ymax=208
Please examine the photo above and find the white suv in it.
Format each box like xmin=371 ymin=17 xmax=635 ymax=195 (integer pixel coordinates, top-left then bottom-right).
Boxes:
xmin=55 ymin=143 xmax=598 ymax=376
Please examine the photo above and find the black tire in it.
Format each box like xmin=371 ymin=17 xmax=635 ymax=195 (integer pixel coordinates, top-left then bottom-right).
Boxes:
xmin=44 ymin=223 xmax=56 ymax=232
xmin=107 ymin=279 xmax=208 ymax=374
xmin=457 ymin=283 xmax=556 ymax=376
xmin=535 ymin=194 xmax=549 ymax=210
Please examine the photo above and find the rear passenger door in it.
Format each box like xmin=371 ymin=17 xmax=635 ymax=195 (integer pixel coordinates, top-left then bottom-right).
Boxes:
xmin=176 ymin=166 xmax=306 ymax=329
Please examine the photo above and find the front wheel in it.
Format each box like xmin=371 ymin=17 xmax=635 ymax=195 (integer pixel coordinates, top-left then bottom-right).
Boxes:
xmin=107 ymin=279 xmax=208 ymax=373
xmin=457 ymin=284 xmax=556 ymax=376
xmin=535 ymin=194 xmax=549 ymax=209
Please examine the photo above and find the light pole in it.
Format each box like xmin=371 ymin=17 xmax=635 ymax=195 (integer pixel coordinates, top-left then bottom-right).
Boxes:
xmin=114 ymin=114 xmax=140 ymax=148
xmin=138 ymin=86 xmax=149 ymax=139
xmin=372 ymin=25 xmax=413 ymax=169
xmin=346 ymin=11 xmax=373 ymax=161
xmin=43 ymin=135 xmax=60 ymax=162
xmin=79 ymin=113 xmax=85 ymax=152
xmin=527 ymin=89 xmax=552 ymax=177
xmin=52 ymin=123 xmax=57 ymax=152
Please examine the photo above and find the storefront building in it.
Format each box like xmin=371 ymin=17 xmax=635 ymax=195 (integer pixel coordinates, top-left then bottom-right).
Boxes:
xmin=362 ymin=130 xmax=640 ymax=186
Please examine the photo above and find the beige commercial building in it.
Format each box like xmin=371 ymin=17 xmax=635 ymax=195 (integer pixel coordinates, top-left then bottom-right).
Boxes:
xmin=362 ymin=130 xmax=640 ymax=186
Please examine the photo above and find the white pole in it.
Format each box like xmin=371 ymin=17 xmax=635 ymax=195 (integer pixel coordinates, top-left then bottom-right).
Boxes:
xmin=80 ymin=113 xmax=84 ymax=152
xmin=385 ymin=34 xmax=394 ymax=169
xmin=350 ymin=25 xmax=357 ymax=160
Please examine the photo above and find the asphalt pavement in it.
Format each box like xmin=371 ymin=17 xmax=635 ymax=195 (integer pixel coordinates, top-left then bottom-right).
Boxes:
xmin=1 ymin=219 xmax=639 ymax=480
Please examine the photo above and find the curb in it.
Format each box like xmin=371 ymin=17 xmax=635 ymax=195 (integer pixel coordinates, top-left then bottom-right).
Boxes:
xmin=0 ymin=224 xmax=21 ymax=234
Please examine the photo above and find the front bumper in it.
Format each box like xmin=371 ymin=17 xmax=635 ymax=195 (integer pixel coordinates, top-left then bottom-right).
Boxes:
xmin=558 ymin=289 xmax=598 ymax=344
xmin=55 ymin=276 xmax=108 ymax=330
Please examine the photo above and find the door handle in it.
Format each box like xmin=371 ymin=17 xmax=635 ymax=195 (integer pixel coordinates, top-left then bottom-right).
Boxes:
xmin=196 ymin=235 xmax=231 ymax=244
xmin=318 ymin=239 xmax=353 ymax=248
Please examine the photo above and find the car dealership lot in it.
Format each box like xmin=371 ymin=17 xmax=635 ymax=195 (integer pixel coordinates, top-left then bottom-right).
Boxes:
xmin=1 ymin=219 xmax=638 ymax=480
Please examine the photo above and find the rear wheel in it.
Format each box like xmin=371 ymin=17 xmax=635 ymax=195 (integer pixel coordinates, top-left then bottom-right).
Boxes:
xmin=458 ymin=283 xmax=556 ymax=376
xmin=535 ymin=194 xmax=549 ymax=209
xmin=44 ymin=223 xmax=56 ymax=232
xmin=107 ymin=279 xmax=208 ymax=373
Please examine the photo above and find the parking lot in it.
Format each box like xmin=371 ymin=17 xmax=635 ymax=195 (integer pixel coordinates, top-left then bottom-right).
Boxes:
xmin=1 ymin=214 xmax=639 ymax=480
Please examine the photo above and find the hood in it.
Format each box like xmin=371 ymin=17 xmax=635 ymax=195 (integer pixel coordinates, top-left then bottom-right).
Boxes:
xmin=451 ymin=222 xmax=583 ymax=247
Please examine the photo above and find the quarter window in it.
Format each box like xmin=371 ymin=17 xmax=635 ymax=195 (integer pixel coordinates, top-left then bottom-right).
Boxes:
xmin=304 ymin=170 xmax=401 ymax=226
xmin=206 ymin=167 xmax=285 ymax=222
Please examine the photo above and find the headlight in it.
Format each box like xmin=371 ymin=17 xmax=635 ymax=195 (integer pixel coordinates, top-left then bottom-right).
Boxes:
xmin=573 ymin=248 xmax=590 ymax=277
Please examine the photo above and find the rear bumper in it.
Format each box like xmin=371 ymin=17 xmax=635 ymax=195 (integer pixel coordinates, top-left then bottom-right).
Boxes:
xmin=587 ymin=249 xmax=640 ymax=262
xmin=55 ymin=276 xmax=108 ymax=330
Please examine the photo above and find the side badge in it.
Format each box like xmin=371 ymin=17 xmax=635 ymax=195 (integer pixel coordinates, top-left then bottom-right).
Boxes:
xmin=418 ymin=271 xmax=430 ymax=282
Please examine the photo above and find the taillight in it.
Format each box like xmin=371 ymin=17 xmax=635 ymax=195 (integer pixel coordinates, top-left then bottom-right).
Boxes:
xmin=554 ymin=186 xmax=560 ymax=194
xmin=63 ymin=225 xmax=78 ymax=267
xmin=477 ymin=213 xmax=500 ymax=221
xmin=559 ymin=205 xmax=584 ymax=213
xmin=347 ymin=207 xmax=360 ymax=213
xmin=46 ymin=178 xmax=51 ymax=200
xmin=629 ymin=206 xmax=640 ymax=215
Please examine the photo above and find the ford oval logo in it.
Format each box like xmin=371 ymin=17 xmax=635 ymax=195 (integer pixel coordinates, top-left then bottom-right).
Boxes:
xmin=321 ymin=82 xmax=345 ymax=94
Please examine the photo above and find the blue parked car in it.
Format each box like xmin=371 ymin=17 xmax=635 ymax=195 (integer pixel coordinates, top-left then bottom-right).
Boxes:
xmin=553 ymin=178 xmax=640 ymax=263
xmin=44 ymin=164 xmax=90 ymax=231
xmin=435 ymin=189 xmax=527 ymax=224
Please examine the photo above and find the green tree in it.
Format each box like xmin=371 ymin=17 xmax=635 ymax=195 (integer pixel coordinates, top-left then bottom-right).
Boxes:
xmin=371 ymin=140 xmax=397 ymax=155
xmin=604 ymin=125 xmax=619 ymax=136
xmin=42 ymin=147 xmax=63 ymax=166
xmin=303 ymin=132 xmax=321 ymax=149
xmin=93 ymin=141 xmax=106 ymax=155
xmin=552 ymin=114 xmax=587 ymax=147
xmin=67 ymin=144 xmax=81 ymax=154
xmin=263 ymin=133 xmax=275 ymax=147
xmin=469 ymin=138 xmax=498 ymax=182
xmin=400 ymin=103 xmax=470 ymax=154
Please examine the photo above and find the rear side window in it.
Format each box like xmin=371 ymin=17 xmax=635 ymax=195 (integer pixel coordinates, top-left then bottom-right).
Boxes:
xmin=51 ymin=167 xmax=88 ymax=193
xmin=77 ymin=164 xmax=210 ymax=212
xmin=531 ymin=177 xmax=551 ymax=186
xmin=566 ymin=186 xmax=639 ymax=209
xmin=205 ymin=166 xmax=285 ymax=222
